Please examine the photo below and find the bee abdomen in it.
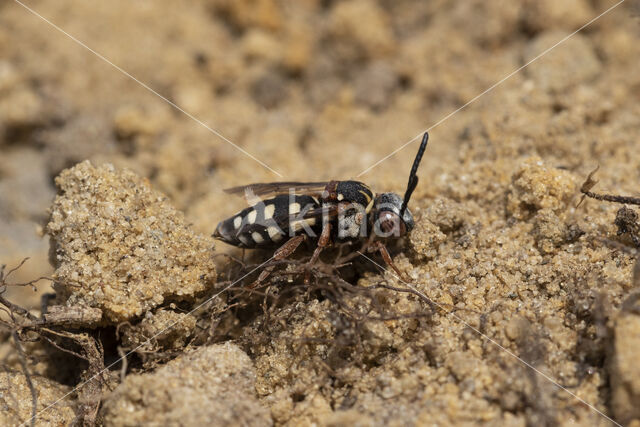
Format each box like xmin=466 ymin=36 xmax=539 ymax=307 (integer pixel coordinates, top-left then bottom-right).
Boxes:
xmin=214 ymin=195 xmax=320 ymax=248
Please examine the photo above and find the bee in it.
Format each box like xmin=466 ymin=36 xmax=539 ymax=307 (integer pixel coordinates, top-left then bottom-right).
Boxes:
xmin=213 ymin=132 xmax=429 ymax=274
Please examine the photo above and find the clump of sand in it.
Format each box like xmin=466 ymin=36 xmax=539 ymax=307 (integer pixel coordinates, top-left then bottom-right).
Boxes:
xmin=46 ymin=161 xmax=217 ymax=323
xmin=101 ymin=343 xmax=271 ymax=426
xmin=609 ymin=266 xmax=640 ymax=425
xmin=119 ymin=308 xmax=197 ymax=352
xmin=0 ymin=369 xmax=76 ymax=426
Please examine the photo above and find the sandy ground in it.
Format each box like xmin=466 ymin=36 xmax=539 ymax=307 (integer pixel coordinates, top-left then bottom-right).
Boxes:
xmin=1 ymin=0 xmax=640 ymax=425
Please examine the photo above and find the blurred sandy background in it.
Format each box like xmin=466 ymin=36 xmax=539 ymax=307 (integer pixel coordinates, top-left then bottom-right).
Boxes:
xmin=0 ymin=0 xmax=636 ymax=272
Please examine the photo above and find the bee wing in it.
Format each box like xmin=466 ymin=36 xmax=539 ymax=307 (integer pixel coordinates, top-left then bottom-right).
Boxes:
xmin=300 ymin=204 xmax=340 ymax=221
xmin=224 ymin=181 xmax=329 ymax=205
xmin=274 ymin=204 xmax=338 ymax=235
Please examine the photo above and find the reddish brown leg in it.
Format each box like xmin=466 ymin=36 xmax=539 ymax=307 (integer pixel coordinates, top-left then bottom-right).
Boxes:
xmin=336 ymin=233 xmax=375 ymax=265
xmin=369 ymin=241 xmax=411 ymax=282
xmin=249 ymin=265 xmax=275 ymax=289
xmin=309 ymin=223 xmax=332 ymax=265
xmin=303 ymin=224 xmax=333 ymax=284
xmin=249 ymin=235 xmax=307 ymax=289
xmin=274 ymin=234 xmax=307 ymax=260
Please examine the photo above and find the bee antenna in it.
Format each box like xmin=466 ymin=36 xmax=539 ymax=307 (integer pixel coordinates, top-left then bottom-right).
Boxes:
xmin=399 ymin=132 xmax=428 ymax=218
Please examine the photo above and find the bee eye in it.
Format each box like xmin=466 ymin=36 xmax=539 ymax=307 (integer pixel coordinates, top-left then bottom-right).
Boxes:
xmin=381 ymin=218 xmax=394 ymax=233
xmin=377 ymin=211 xmax=406 ymax=236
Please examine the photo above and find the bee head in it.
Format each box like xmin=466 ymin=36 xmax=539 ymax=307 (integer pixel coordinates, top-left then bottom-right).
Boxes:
xmin=373 ymin=192 xmax=414 ymax=236
xmin=372 ymin=132 xmax=428 ymax=237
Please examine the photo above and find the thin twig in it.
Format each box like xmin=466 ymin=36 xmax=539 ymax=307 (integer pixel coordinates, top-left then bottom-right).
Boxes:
xmin=117 ymin=347 xmax=127 ymax=383
xmin=12 ymin=332 xmax=37 ymax=427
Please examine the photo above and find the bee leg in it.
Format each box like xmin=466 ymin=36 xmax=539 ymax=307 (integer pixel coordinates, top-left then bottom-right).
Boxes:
xmin=274 ymin=234 xmax=307 ymax=260
xmin=309 ymin=223 xmax=332 ymax=265
xmin=249 ymin=235 xmax=307 ymax=289
xmin=369 ymin=241 xmax=411 ymax=282
xmin=249 ymin=265 xmax=275 ymax=289
xmin=305 ymin=224 xmax=332 ymax=285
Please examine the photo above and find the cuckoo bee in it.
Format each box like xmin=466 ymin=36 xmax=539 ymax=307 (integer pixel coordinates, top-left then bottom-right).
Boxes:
xmin=213 ymin=132 xmax=429 ymax=272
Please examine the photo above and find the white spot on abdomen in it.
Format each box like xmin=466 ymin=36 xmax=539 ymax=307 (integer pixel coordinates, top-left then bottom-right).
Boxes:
xmin=251 ymin=231 xmax=264 ymax=244
xmin=247 ymin=210 xmax=257 ymax=224
xmin=233 ymin=216 xmax=242 ymax=229
xmin=289 ymin=202 xmax=301 ymax=215
xmin=291 ymin=217 xmax=316 ymax=232
xmin=268 ymin=226 xmax=283 ymax=241
xmin=264 ymin=204 xmax=275 ymax=220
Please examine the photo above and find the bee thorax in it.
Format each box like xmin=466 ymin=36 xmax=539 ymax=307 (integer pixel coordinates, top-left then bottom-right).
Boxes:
xmin=337 ymin=211 xmax=366 ymax=240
